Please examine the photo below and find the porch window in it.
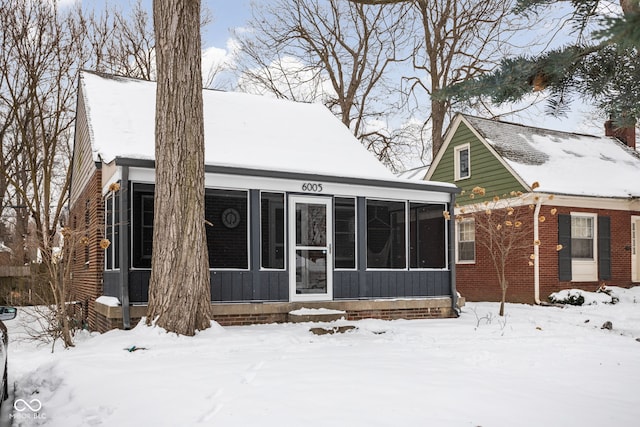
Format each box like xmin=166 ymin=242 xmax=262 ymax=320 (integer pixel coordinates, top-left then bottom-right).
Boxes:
xmin=571 ymin=216 xmax=594 ymax=259
xmin=132 ymin=184 xmax=155 ymax=268
xmin=457 ymin=219 xmax=475 ymax=263
xmin=454 ymin=144 xmax=470 ymax=180
xmin=409 ymin=203 xmax=446 ymax=268
xmin=132 ymin=184 xmax=250 ymax=269
xmin=366 ymin=199 xmax=406 ymax=269
xmin=261 ymin=192 xmax=285 ymax=269
xmin=334 ymin=197 xmax=356 ymax=269
xmin=105 ymin=195 xmax=113 ymax=269
xmin=104 ymin=191 xmax=120 ymax=270
xmin=205 ymin=189 xmax=248 ymax=269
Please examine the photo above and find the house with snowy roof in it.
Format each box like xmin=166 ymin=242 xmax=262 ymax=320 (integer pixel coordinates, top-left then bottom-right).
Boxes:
xmin=425 ymin=113 xmax=640 ymax=303
xmin=69 ymin=71 xmax=460 ymax=331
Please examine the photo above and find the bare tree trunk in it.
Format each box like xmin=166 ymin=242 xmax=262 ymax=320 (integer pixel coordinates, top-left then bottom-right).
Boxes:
xmin=430 ymin=99 xmax=447 ymax=157
xmin=147 ymin=0 xmax=212 ymax=335
xmin=499 ymin=278 xmax=507 ymax=317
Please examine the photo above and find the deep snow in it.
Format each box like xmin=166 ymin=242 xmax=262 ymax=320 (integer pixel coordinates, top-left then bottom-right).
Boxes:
xmin=4 ymin=287 xmax=640 ymax=427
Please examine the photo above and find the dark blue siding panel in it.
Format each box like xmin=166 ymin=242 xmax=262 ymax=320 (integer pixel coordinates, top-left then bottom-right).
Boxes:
xmin=276 ymin=272 xmax=288 ymax=300
xmin=334 ymin=271 xmax=359 ymax=299
xmin=123 ymin=268 xmax=450 ymax=303
xmin=210 ymin=272 xmax=221 ymax=301
xmin=362 ymin=270 xmax=450 ymax=298
xmin=210 ymin=271 xmax=255 ymax=302
xmin=103 ymin=271 xmax=120 ymax=298
xmin=253 ymin=271 xmax=287 ymax=301
xmin=128 ymin=270 xmax=150 ymax=303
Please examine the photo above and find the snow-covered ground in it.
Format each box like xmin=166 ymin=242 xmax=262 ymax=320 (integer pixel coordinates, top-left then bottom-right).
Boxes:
xmin=4 ymin=287 xmax=640 ymax=427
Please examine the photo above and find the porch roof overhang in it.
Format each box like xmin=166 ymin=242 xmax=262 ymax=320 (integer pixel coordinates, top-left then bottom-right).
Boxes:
xmin=111 ymin=156 xmax=460 ymax=196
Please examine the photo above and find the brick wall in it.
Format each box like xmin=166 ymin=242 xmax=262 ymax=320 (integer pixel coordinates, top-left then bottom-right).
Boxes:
xmin=69 ymin=169 xmax=105 ymax=330
xmin=457 ymin=203 xmax=638 ymax=304
xmin=346 ymin=307 xmax=453 ymax=321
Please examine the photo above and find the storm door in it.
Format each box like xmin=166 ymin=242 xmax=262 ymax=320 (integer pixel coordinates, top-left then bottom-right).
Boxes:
xmin=289 ymin=196 xmax=333 ymax=301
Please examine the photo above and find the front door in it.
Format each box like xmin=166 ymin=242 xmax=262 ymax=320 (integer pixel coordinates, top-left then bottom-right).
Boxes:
xmin=289 ymin=196 xmax=333 ymax=301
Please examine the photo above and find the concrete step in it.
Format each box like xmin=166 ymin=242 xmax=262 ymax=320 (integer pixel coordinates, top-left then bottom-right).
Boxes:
xmin=288 ymin=307 xmax=346 ymax=323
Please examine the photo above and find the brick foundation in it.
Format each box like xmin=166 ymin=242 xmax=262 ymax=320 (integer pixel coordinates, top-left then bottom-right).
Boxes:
xmin=94 ymin=297 xmax=461 ymax=332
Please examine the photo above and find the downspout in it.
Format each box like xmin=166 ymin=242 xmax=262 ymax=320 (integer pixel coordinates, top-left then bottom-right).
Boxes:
xmin=449 ymin=192 xmax=459 ymax=315
xmin=119 ymin=166 xmax=131 ymax=329
xmin=533 ymin=196 xmax=542 ymax=305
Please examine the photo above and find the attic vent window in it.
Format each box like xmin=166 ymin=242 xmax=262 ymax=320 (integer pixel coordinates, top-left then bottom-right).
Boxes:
xmin=455 ymin=144 xmax=470 ymax=181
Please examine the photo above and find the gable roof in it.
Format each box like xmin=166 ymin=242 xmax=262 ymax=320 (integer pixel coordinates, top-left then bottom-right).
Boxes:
xmin=430 ymin=113 xmax=640 ymax=199
xmin=78 ymin=71 xmax=397 ymax=182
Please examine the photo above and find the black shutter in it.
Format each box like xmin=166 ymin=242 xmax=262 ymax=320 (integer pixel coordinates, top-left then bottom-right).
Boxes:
xmin=558 ymin=214 xmax=572 ymax=281
xmin=598 ymin=216 xmax=611 ymax=280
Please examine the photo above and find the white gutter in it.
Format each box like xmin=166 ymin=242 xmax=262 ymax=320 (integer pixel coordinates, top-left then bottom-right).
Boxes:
xmin=533 ymin=197 xmax=542 ymax=304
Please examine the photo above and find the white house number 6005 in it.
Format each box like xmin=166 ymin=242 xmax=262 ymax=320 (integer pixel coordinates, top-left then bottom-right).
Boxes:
xmin=301 ymin=183 xmax=323 ymax=192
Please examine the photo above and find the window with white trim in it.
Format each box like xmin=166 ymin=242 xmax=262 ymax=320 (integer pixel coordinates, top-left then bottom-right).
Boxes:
xmin=454 ymin=144 xmax=470 ymax=180
xmin=457 ymin=219 xmax=475 ymax=263
xmin=571 ymin=215 xmax=594 ymax=259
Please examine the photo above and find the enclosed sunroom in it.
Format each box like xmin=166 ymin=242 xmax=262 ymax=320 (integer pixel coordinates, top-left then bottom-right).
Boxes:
xmin=69 ymin=71 xmax=460 ymax=330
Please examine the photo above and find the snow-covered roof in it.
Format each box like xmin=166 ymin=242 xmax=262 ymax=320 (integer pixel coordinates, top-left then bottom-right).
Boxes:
xmin=462 ymin=114 xmax=640 ymax=198
xmin=79 ymin=71 xmax=397 ymax=181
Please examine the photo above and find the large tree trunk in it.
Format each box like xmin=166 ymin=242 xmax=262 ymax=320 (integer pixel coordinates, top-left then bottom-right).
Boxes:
xmin=430 ymin=98 xmax=447 ymax=158
xmin=147 ymin=0 xmax=211 ymax=335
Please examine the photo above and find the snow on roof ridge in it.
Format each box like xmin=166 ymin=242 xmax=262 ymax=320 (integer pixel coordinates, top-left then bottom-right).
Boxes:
xmin=461 ymin=113 xmax=604 ymax=140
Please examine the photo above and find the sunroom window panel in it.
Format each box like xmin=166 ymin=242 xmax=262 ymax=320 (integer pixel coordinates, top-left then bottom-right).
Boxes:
xmin=261 ymin=192 xmax=285 ymax=269
xmin=409 ymin=203 xmax=446 ymax=269
xmin=132 ymin=186 xmax=154 ymax=268
xmin=105 ymin=196 xmax=113 ymax=269
xmin=366 ymin=200 xmax=406 ymax=269
xmin=334 ymin=198 xmax=356 ymax=269
xmin=113 ymin=192 xmax=120 ymax=269
xmin=205 ymin=189 xmax=248 ymax=269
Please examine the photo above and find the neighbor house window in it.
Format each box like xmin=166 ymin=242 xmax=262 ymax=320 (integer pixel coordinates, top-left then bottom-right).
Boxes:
xmin=366 ymin=199 xmax=406 ymax=269
xmin=261 ymin=192 xmax=285 ymax=269
xmin=457 ymin=219 xmax=475 ymax=263
xmin=334 ymin=197 xmax=356 ymax=269
xmin=454 ymin=144 xmax=470 ymax=180
xmin=409 ymin=203 xmax=446 ymax=268
xmin=205 ymin=189 xmax=248 ymax=269
xmin=571 ymin=215 xmax=594 ymax=259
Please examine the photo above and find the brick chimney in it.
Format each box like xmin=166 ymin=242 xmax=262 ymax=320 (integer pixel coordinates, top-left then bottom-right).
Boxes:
xmin=605 ymin=120 xmax=636 ymax=149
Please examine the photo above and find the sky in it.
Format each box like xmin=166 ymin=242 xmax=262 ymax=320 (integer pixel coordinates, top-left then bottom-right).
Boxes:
xmin=61 ymin=0 xmax=623 ymax=166
xmin=84 ymin=0 xmax=254 ymax=48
